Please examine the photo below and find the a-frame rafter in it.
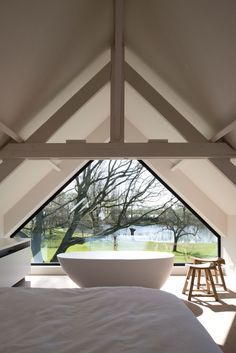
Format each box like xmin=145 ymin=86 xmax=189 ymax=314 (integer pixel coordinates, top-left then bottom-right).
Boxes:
xmin=210 ymin=120 xmax=236 ymax=142
xmin=0 ymin=121 xmax=24 ymax=143
xmin=125 ymin=63 xmax=236 ymax=185
xmin=0 ymin=58 xmax=235 ymax=182
xmin=0 ymin=0 xmax=235 ymax=186
xmin=0 ymin=63 xmax=111 ymax=183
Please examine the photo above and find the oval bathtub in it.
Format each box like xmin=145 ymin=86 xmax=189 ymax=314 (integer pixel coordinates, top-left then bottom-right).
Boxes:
xmin=58 ymin=251 xmax=174 ymax=289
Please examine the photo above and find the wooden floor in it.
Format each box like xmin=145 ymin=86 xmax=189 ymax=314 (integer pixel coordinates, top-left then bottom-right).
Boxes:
xmin=24 ymin=274 xmax=236 ymax=353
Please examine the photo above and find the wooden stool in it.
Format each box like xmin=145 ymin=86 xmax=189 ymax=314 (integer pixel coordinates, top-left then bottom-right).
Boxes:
xmin=191 ymin=257 xmax=227 ymax=291
xmin=182 ymin=263 xmax=219 ymax=301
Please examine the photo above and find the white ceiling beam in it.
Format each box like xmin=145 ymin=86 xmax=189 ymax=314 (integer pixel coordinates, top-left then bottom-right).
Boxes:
xmin=125 ymin=63 xmax=236 ymax=185
xmin=172 ymin=120 xmax=236 ymax=170
xmin=47 ymin=160 xmax=61 ymax=172
xmin=0 ymin=142 xmax=234 ymax=159
xmin=0 ymin=63 xmax=111 ymax=183
xmin=171 ymin=160 xmax=185 ymax=171
xmin=125 ymin=63 xmax=205 ymax=143
xmin=126 ymin=120 xmax=228 ymax=236
xmin=3 ymin=117 xmax=111 ymax=236
xmin=28 ymin=63 xmax=111 ymax=143
xmin=210 ymin=120 xmax=236 ymax=142
xmin=110 ymin=0 xmax=124 ymax=143
xmin=0 ymin=121 xmax=24 ymax=142
xmin=210 ymin=158 xmax=236 ymax=180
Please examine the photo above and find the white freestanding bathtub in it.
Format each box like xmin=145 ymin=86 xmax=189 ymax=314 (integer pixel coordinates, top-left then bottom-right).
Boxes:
xmin=58 ymin=251 xmax=174 ymax=288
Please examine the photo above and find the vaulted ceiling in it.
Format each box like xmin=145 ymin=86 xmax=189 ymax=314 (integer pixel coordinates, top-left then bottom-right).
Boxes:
xmin=0 ymin=0 xmax=235 ymax=237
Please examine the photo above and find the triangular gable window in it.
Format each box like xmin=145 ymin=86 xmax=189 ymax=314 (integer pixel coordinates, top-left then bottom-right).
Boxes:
xmin=12 ymin=160 xmax=219 ymax=264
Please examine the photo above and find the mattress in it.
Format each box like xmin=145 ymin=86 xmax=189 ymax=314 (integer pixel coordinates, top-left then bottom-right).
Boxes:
xmin=0 ymin=286 xmax=222 ymax=353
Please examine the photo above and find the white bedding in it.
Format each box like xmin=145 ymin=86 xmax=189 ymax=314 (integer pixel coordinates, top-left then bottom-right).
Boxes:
xmin=0 ymin=287 xmax=222 ymax=353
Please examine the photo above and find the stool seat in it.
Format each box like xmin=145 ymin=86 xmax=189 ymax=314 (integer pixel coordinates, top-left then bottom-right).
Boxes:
xmin=183 ymin=263 xmax=219 ymax=301
xmin=186 ymin=262 xmax=215 ymax=269
xmin=191 ymin=256 xmax=225 ymax=264
xmin=191 ymin=257 xmax=227 ymax=291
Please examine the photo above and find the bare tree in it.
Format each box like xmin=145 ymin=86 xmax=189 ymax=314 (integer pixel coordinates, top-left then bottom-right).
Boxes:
xmin=26 ymin=160 xmax=176 ymax=262
xmin=50 ymin=160 xmax=175 ymax=261
xmin=31 ymin=210 xmax=44 ymax=262
xmin=159 ymin=204 xmax=200 ymax=252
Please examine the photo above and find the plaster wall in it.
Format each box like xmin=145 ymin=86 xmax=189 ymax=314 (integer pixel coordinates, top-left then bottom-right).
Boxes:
xmin=19 ymin=50 xmax=110 ymax=140
xmin=126 ymin=119 xmax=228 ymax=236
xmin=0 ymin=215 xmax=4 ymax=235
xmin=146 ymin=159 xmax=227 ymax=237
xmin=4 ymin=160 xmax=86 ymax=237
xmin=3 ymin=119 xmax=110 ymax=237
xmin=222 ymin=216 xmax=236 ymax=289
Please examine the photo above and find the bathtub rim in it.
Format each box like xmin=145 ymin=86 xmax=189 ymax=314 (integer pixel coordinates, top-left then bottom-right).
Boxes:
xmin=57 ymin=250 xmax=175 ymax=261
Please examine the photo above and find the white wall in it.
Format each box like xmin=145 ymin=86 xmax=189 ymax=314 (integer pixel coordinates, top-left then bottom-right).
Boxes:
xmin=3 ymin=118 xmax=110 ymax=237
xmin=4 ymin=160 xmax=86 ymax=236
xmin=146 ymin=159 xmax=228 ymax=237
xmin=126 ymin=120 xmax=228 ymax=238
xmin=222 ymin=215 xmax=236 ymax=289
xmin=0 ymin=214 xmax=4 ymax=235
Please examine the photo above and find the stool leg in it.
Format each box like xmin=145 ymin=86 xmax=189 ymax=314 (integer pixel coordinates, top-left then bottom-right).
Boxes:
xmin=197 ymin=269 xmax=201 ymax=289
xmin=218 ymin=263 xmax=227 ymax=291
xmin=207 ymin=269 xmax=219 ymax=301
xmin=204 ymin=269 xmax=211 ymax=293
xmin=188 ymin=268 xmax=196 ymax=301
xmin=183 ymin=267 xmax=192 ymax=294
xmin=214 ymin=267 xmax=219 ymax=284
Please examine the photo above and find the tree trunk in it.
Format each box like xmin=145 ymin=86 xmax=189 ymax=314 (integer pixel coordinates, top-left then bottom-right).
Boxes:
xmin=172 ymin=234 xmax=178 ymax=252
xmin=172 ymin=242 xmax=177 ymax=252
xmin=50 ymin=224 xmax=79 ymax=262
xmin=31 ymin=211 xmax=44 ymax=262
xmin=113 ymin=235 xmax=118 ymax=251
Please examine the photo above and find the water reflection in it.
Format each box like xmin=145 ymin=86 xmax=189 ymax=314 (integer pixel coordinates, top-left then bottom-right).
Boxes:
xmin=109 ymin=224 xmax=217 ymax=243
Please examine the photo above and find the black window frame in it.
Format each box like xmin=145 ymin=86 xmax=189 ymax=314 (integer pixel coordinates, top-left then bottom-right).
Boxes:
xmin=11 ymin=159 xmax=221 ymax=265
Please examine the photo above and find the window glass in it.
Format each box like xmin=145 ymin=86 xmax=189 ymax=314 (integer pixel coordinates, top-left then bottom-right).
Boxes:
xmin=14 ymin=160 xmax=218 ymax=264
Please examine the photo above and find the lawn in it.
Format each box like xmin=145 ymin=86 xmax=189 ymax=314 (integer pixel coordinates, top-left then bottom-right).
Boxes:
xmin=40 ymin=238 xmax=217 ymax=264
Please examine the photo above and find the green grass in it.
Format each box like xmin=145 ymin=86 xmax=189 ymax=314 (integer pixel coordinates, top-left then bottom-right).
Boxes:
xmin=40 ymin=239 xmax=217 ymax=264
xmin=42 ymin=229 xmax=91 ymax=248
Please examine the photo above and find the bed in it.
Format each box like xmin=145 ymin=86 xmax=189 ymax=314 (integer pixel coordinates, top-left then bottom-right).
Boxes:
xmin=0 ymin=286 xmax=222 ymax=353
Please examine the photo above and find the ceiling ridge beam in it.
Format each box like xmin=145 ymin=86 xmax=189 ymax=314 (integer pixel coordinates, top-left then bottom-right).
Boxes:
xmin=0 ymin=142 xmax=234 ymax=159
xmin=124 ymin=62 xmax=236 ymax=185
xmin=0 ymin=63 xmax=111 ymax=183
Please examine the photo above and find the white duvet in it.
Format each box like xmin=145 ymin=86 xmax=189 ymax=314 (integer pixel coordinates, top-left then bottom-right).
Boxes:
xmin=0 ymin=287 xmax=222 ymax=353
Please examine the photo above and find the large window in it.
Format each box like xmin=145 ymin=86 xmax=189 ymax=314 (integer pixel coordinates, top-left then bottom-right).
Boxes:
xmin=13 ymin=160 xmax=219 ymax=264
